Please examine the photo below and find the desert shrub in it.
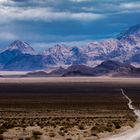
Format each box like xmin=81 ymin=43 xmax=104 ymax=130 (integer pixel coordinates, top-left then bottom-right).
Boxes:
xmin=127 ymin=114 xmax=137 ymax=122
xmin=83 ymin=131 xmax=89 ymax=137
xmin=2 ymin=122 xmax=14 ymax=129
xmin=18 ymin=138 xmax=25 ymax=140
xmin=25 ymin=138 xmax=31 ymax=140
xmin=105 ymin=122 xmax=115 ymax=132
xmin=60 ymin=126 xmax=68 ymax=131
xmin=113 ymin=121 xmax=121 ymax=129
xmin=128 ymin=121 xmax=135 ymax=128
xmin=19 ymin=138 xmax=31 ymax=140
xmin=60 ymin=126 xmax=69 ymax=133
xmin=0 ymin=135 xmax=3 ymax=140
xmin=33 ymin=131 xmax=42 ymax=135
xmin=0 ymin=126 xmax=7 ymax=134
xmin=91 ymin=124 xmax=106 ymax=134
xmin=59 ymin=126 xmax=68 ymax=136
xmin=90 ymin=126 xmax=100 ymax=138
xmin=49 ymin=132 xmax=56 ymax=137
xmin=32 ymin=130 xmax=42 ymax=139
xmin=78 ymin=124 xmax=84 ymax=130
xmin=58 ymin=131 xmax=65 ymax=136
xmin=51 ymin=122 xmax=56 ymax=128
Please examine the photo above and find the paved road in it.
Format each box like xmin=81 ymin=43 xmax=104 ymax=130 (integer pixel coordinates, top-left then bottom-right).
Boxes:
xmin=103 ymin=89 xmax=140 ymax=140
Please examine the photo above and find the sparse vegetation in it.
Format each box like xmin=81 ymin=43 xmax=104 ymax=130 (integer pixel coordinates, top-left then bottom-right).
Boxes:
xmin=49 ymin=132 xmax=56 ymax=137
xmin=0 ymin=126 xmax=6 ymax=135
xmin=0 ymin=83 xmax=138 ymax=139
xmin=32 ymin=130 xmax=42 ymax=139
xmin=0 ymin=135 xmax=3 ymax=140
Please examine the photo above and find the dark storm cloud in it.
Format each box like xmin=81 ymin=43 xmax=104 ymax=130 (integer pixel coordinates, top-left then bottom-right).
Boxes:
xmin=0 ymin=0 xmax=139 ymax=50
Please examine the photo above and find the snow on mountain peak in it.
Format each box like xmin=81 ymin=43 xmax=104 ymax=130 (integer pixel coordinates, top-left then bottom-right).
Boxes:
xmin=8 ymin=40 xmax=35 ymax=55
xmin=118 ymin=23 xmax=140 ymax=40
xmin=0 ymin=22 xmax=140 ymax=71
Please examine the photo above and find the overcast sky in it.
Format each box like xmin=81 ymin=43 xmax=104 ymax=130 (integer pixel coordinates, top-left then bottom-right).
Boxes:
xmin=0 ymin=0 xmax=140 ymax=51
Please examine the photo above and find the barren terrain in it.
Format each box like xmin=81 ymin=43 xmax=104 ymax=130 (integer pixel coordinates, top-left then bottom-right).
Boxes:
xmin=0 ymin=77 xmax=139 ymax=140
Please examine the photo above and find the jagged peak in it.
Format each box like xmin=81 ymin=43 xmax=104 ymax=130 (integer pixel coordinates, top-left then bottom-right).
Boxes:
xmin=8 ymin=40 xmax=35 ymax=54
xmin=117 ymin=23 xmax=140 ymax=40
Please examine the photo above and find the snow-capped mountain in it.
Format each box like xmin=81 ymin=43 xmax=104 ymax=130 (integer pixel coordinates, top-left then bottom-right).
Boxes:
xmin=8 ymin=40 xmax=35 ymax=55
xmin=42 ymin=23 xmax=140 ymax=67
xmin=42 ymin=44 xmax=71 ymax=65
xmin=42 ymin=40 xmax=119 ymax=67
xmin=0 ymin=23 xmax=140 ymax=71
xmin=117 ymin=23 xmax=140 ymax=61
xmin=0 ymin=40 xmax=46 ymax=70
xmin=117 ymin=23 xmax=140 ymax=40
xmin=0 ymin=40 xmax=35 ymax=65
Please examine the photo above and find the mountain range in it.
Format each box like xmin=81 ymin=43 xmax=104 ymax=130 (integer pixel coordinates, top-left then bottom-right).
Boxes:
xmin=26 ymin=60 xmax=140 ymax=77
xmin=0 ymin=23 xmax=140 ymax=72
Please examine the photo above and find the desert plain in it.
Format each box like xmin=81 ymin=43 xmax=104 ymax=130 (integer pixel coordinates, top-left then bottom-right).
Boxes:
xmin=0 ymin=77 xmax=139 ymax=140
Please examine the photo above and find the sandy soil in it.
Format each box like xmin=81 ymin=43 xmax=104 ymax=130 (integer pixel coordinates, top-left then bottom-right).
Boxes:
xmin=0 ymin=77 xmax=139 ymax=140
xmin=0 ymin=77 xmax=140 ymax=85
xmin=101 ymin=89 xmax=140 ymax=140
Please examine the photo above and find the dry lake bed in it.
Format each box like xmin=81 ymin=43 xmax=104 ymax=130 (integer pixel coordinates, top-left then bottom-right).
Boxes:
xmin=0 ymin=77 xmax=139 ymax=140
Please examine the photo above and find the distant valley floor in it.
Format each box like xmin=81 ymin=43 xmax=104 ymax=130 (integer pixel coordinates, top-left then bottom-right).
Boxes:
xmin=0 ymin=77 xmax=139 ymax=140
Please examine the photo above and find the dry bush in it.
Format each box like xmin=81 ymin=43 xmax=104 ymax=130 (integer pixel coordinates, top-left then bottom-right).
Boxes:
xmin=78 ymin=124 xmax=84 ymax=130
xmin=58 ymin=126 xmax=68 ymax=136
xmin=90 ymin=126 xmax=100 ymax=138
xmin=32 ymin=130 xmax=42 ymax=139
xmin=113 ymin=121 xmax=122 ymax=129
xmin=128 ymin=121 xmax=135 ymax=128
xmin=0 ymin=126 xmax=7 ymax=134
xmin=0 ymin=135 xmax=3 ymax=140
xmin=58 ymin=131 xmax=65 ymax=136
xmin=105 ymin=122 xmax=115 ymax=132
xmin=18 ymin=138 xmax=31 ymax=140
xmin=49 ymin=131 xmax=56 ymax=137
xmin=1 ymin=122 xmax=14 ymax=129
xmin=127 ymin=114 xmax=137 ymax=122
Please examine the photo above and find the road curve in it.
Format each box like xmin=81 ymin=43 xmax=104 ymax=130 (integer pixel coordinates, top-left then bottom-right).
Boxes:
xmin=102 ymin=88 xmax=140 ymax=140
xmin=121 ymin=89 xmax=140 ymax=119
